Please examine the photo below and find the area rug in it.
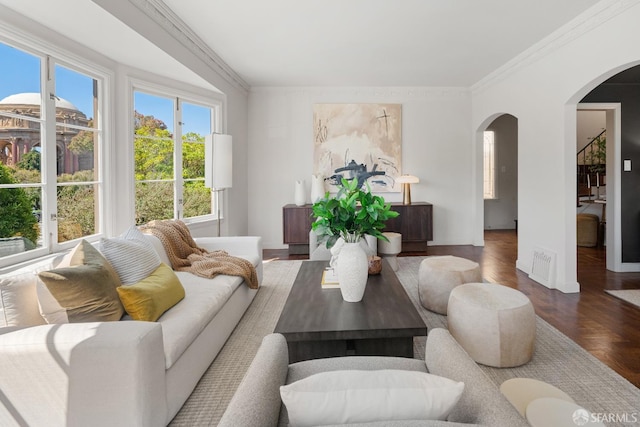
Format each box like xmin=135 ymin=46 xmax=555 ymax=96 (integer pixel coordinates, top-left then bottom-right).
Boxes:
xmin=170 ymin=257 xmax=640 ymax=426
xmin=605 ymin=289 xmax=640 ymax=309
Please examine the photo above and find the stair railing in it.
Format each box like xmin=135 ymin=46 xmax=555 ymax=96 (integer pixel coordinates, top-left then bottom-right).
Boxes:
xmin=577 ymin=130 xmax=606 ymax=205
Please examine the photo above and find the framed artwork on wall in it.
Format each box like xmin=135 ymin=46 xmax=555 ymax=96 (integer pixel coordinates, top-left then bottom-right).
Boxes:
xmin=313 ymin=103 xmax=402 ymax=192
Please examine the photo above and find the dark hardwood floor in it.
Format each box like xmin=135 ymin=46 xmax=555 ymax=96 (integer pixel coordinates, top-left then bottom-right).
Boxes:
xmin=264 ymin=230 xmax=640 ymax=388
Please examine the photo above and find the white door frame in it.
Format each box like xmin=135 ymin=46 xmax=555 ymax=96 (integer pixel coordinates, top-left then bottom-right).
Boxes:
xmin=577 ymin=102 xmax=638 ymax=271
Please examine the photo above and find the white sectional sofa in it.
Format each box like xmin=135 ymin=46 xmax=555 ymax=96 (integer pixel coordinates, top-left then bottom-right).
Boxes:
xmin=0 ymin=234 xmax=262 ymax=427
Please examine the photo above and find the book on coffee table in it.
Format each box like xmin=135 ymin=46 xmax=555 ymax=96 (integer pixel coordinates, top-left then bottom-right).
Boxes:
xmin=321 ymin=268 xmax=339 ymax=288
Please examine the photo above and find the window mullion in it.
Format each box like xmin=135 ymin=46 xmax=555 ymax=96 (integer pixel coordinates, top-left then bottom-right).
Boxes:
xmin=42 ymin=55 xmax=58 ymax=250
xmin=175 ymin=98 xmax=183 ymax=219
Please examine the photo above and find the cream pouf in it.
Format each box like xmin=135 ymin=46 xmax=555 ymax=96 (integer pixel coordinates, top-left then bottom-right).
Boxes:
xmin=448 ymin=283 xmax=535 ymax=368
xmin=378 ymin=232 xmax=402 ymax=271
xmin=418 ymin=256 xmax=481 ymax=314
xmin=526 ymin=398 xmax=605 ymax=427
xmin=500 ymin=378 xmax=574 ymax=417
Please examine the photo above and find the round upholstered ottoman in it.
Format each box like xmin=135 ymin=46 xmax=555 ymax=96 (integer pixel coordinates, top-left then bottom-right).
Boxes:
xmin=378 ymin=232 xmax=402 ymax=271
xmin=418 ymin=256 xmax=482 ymax=314
xmin=448 ymin=283 xmax=535 ymax=367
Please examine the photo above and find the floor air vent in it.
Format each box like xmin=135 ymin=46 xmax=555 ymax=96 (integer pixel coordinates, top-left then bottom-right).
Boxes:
xmin=529 ymin=246 xmax=556 ymax=288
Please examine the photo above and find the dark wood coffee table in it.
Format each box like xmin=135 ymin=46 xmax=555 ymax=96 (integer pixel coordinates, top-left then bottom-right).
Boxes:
xmin=274 ymin=260 xmax=427 ymax=362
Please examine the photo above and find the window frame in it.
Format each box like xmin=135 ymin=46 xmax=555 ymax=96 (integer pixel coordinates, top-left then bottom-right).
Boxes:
xmin=130 ymin=79 xmax=224 ymax=225
xmin=483 ymin=130 xmax=498 ymax=200
xmin=0 ymin=35 xmax=112 ymax=268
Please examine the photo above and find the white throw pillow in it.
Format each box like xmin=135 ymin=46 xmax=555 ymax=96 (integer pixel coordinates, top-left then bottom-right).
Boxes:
xmin=101 ymin=226 xmax=162 ymax=285
xmin=280 ymin=369 xmax=464 ymax=427
xmin=0 ymin=272 xmax=47 ymax=327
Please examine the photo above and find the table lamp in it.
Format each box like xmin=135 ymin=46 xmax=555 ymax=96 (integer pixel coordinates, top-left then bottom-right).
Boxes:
xmin=396 ymin=174 xmax=419 ymax=205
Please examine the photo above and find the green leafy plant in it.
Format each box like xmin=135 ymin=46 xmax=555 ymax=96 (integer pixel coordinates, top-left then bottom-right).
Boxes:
xmin=311 ymin=177 xmax=399 ymax=248
xmin=0 ymin=164 xmax=38 ymax=244
xmin=587 ymin=134 xmax=606 ymax=174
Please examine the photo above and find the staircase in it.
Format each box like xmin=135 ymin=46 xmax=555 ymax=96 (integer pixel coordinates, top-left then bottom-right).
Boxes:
xmin=577 ymin=130 xmax=606 ymax=206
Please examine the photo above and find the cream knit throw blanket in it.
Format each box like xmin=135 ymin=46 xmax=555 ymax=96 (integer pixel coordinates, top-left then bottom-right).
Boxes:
xmin=140 ymin=220 xmax=259 ymax=289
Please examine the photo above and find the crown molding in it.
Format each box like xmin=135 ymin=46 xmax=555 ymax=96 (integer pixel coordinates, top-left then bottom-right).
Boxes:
xmin=471 ymin=0 xmax=640 ymax=95
xmin=249 ymin=86 xmax=470 ymax=99
xmin=129 ymin=0 xmax=250 ymax=93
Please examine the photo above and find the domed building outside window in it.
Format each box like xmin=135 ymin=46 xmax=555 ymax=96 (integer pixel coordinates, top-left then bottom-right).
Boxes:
xmin=0 ymin=92 xmax=92 ymax=174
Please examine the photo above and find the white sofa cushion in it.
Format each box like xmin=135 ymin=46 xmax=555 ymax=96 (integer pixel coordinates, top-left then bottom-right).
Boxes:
xmin=0 ymin=272 xmax=46 ymax=327
xmin=280 ymin=369 xmax=465 ymax=426
xmin=159 ymin=272 xmax=241 ymax=368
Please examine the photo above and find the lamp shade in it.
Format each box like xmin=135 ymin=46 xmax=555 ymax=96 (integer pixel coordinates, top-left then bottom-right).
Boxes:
xmin=396 ymin=174 xmax=419 ymax=184
xmin=204 ymin=133 xmax=232 ymax=189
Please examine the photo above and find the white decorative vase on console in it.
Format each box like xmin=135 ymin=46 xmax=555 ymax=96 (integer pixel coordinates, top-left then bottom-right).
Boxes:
xmin=294 ymin=180 xmax=306 ymax=206
xmin=335 ymin=240 xmax=368 ymax=302
xmin=310 ymin=174 xmax=325 ymax=203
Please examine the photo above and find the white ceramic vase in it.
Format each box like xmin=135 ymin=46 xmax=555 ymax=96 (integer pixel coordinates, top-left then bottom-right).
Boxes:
xmin=310 ymin=174 xmax=325 ymax=203
xmin=335 ymin=241 xmax=369 ymax=302
xmin=294 ymin=180 xmax=306 ymax=206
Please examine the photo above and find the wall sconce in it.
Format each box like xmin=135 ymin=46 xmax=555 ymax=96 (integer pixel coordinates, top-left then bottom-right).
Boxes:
xmin=396 ymin=174 xmax=419 ymax=205
xmin=204 ymin=133 xmax=232 ymax=236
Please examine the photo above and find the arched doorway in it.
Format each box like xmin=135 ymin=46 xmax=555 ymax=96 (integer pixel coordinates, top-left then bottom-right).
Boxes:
xmin=570 ymin=63 xmax=640 ymax=273
xmin=473 ymin=113 xmax=519 ymax=249
xmin=483 ymin=114 xmax=518 ymax=232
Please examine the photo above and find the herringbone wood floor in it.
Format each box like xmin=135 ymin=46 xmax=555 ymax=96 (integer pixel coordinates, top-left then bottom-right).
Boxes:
xmin=264 ymin=230 xmax=640 ymax=388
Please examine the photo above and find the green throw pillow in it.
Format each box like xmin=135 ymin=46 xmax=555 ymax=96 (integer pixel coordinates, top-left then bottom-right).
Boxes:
xmin=117 ymin=263 xmax=185 ymax=322
xmin=37 ymin=240 xmax=124 ymax=322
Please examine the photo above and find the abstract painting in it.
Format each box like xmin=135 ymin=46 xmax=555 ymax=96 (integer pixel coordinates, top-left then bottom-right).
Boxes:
xmin=313 ymin=103 xmax=402 ymax=192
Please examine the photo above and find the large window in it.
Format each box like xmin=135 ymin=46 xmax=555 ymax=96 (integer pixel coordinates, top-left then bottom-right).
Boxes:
xmin=133 ymin=89 xmax=216 ymax=225
xmin=0 ymin=40 xmax=104 ymax=266
xmin=483 ymin=130 xmax=497 ymax=200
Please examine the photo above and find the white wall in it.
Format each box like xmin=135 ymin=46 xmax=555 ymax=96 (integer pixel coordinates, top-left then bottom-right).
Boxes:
xmin=472 ymin=1 xmax=640 ymax=292
xmin=247 ymin=87 xmax=472 ymax=249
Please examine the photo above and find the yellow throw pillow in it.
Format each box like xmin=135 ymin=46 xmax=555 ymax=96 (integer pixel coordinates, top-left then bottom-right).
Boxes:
xmin=117 ymin=263 xmax=185 ymax=322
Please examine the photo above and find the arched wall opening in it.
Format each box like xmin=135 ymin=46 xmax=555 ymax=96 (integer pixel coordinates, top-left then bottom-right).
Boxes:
xmin=568 ymin=60 xmax=640 ymax=273
xmin=484 ymin=114 xmax=518 ymax=232
xmin=473 ymin=113 xmax=519 ymax=248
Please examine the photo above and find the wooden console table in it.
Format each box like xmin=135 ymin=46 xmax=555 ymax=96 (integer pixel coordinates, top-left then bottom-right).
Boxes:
xmin=282 ymin=204 xmax=314 ymax=254
xmin=283 ymin=202 xmax=433 ymax=254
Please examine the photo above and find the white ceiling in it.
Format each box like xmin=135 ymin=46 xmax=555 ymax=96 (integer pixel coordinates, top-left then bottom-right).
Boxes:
xmin=0 ymin=0 xmax=602 ymax=88
xmin=160 ymin=0 xmax=602 ymax=86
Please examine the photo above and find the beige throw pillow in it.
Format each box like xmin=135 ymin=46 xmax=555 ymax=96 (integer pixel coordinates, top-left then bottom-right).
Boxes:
xmin=37 ymin=240 xmax=124 ymax=323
